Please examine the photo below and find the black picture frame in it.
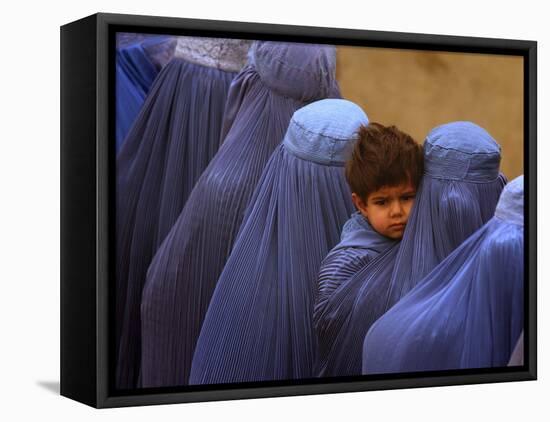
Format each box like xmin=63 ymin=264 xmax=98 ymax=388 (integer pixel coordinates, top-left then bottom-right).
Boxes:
xmin=60 ymin=12 xmax=537 ymax=408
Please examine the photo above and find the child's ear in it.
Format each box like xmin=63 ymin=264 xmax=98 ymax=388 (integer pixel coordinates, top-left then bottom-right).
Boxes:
xmin=351 ymin=193 xmax=368 ymax=214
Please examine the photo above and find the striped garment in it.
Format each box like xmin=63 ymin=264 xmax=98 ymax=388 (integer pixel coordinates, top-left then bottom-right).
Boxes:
xmin=139 ymin=42 xmax=340 ymax=388
xmin=189 ymin=99 xmax=368 ymax=384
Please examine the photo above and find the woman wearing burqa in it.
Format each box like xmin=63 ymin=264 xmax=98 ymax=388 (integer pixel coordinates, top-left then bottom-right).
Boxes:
xmin=189 ymin=99 xmax=367 ymax=385
xmin=362 ymin=175 xmax=524 ymax=374
xmin=140 ymin=42 xmax=340 ymax=388
xmin=115 ymin=37 xmax=250 ymax=389
xmin=116 ymin=34 xmax=176 ymax=152
xmin=314 ymin=121 xmax=506 ymax=377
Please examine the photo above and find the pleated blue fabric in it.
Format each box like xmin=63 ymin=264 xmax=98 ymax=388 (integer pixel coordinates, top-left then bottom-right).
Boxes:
xmin=314 ymin=213 xmax=397 ymax=375
xmin=116 ymin=33 xmax=176 ymax=64
xmin=140 ymin=42 xmax=340 ymax=388
xmin=115 ymin=50 xmax=243 ymax=389
xmin=313 ymin=121 xmax=506 ymax=377
xmin=115 ymin=35 xmax=177 ymax=153
xmin=362 ymin=175 xmax=524 ymax=374
xmin=115 ymin=42 xmax=159 ymax=153
xmin=388 ymin=122 xmax=507 ymax=299
xmin=188 ymin=99 xmax=367 ymax=385
xmin=140 ymin=36 xmax=177 ymax=70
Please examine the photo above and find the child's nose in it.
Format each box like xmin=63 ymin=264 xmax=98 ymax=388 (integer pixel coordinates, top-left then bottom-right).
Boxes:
xmin=390 ymin=201 xmax=404 ymax=217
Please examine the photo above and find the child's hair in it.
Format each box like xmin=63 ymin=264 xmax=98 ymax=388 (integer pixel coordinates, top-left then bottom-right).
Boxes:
xmin=346 ymin=122 xmax=424 ymax=199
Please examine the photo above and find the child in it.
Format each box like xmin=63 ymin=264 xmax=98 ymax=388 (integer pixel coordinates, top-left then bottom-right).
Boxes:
xmin=347 ymin=122 xmax=423 ymax=240
xmin=363 ymin=175 xmax=523 ymax=374
xmin=314 ymin=122 xmax=423 ymax=376
xmin=315 ymin=121 xmax=504 ymax=378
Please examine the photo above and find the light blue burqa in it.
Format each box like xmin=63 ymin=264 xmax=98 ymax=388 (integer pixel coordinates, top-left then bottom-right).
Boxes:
xmin=313 ymin=122 xmax=506 ymax=377
xmin=363 ymin=175 xmax=524 ymax=374
xmin=189 ymin=99 xmax=368 ymax=384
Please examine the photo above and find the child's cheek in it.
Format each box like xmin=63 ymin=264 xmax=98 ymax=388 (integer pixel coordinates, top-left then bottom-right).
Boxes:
xmin=404 ymin=201 xmax=415 ymax=220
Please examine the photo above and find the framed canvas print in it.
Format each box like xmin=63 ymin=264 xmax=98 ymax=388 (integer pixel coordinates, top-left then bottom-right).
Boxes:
xmin=60 ymin=12 xmax=537 ymax=408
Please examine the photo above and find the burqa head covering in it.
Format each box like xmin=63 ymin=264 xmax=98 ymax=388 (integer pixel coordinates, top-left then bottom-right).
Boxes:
xmin=251 ymin=41 xmax=338 ymax=102
xmin=115 ymin=36 xmax=250 ymax=389
xmin=312 ymin=121 xmax=506 ymax=378
xmin=139 ymin=42 xmax=339 ymax=388
xmin=388 ymin=121 xmax=507 ymax=298
xmin=188 ymin=99 xmax=367 ymax=385
xmin=363 ymin=176 xmax=524 ymax=374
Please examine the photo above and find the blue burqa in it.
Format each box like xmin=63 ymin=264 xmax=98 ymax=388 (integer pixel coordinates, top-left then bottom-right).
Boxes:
xmin=139 ymin=42 xmax=340 ymax=388
xmin=115 ymin=38 xmax=249 ymax=389
xmin=313 ymin=121 xmax=506 ymax=377
xmin=115 ymin=35 xmax=176 ymax=152
xmin=116 ymin=42 xmax=158 ymax=153
xmin=189 ymin=99 xmax=368 ymax=385
xmin=314 ymin=213 xmax=397 ymax=376
xmin=362 ymin=175 xmax=524 ymax=374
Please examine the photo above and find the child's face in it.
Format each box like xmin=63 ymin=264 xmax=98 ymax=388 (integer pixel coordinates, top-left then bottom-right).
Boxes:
xmin=352 ymin=183 xmax=416 ymax=240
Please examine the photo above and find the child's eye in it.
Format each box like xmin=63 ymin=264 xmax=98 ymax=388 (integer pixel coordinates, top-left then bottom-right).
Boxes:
xmin=374 ymin=200 xmax=386 ymax=206
xmin=402 ymin=195 xmax=415 ymax=201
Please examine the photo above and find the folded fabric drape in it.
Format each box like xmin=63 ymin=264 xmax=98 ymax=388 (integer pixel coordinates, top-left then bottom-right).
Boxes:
xmin=116 ymin=35 xmax=178 ymax=152
xmin=115 ymin=41 xmax=158 ymax=153
xmin=140 ymin=42 xmax=340 ymax=388
xmin=189 ymin=99 xmax=367 ymax=384
xmin=313 ymin=212 xmax=397 ymax=376
xmin=115 ymin=38 xmax=248 ymax=389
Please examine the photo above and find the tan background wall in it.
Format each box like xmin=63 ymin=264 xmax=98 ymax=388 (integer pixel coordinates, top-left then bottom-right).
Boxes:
xmin=336 ymin=47 xmax=524 ymax=180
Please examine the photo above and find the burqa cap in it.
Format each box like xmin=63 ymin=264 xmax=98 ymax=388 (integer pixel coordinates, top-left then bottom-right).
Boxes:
xmin=283 ymin=98 xmax=369 ymax=166
xmin=495 ymin=175 xmax=524 ymax=226
xmin=251 ymin=41 xmax=337 ymax=102
xmin=424 ymin=121 xmax=501 ymax=182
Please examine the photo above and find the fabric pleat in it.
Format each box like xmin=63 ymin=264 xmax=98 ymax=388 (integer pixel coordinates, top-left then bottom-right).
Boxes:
xmin=313 ymin=213 xmax=397 ymax=375
xmin=388 ymin=122 xmax=508 ymax=299
xmin=313 ymin=121 xmax=506 ymax=377
xmin=189 ymin=99 xmax=367 ymax=384
xmin=140 ymin=42 xmax=339 ymax=388
xmin=362 ymin=176 xmax=524 ymax=374
xmin=115 ymin=42 xmax=158 ymax=153
xmin=115 ymin=57 xmax=237 ymax=389
xmin=386 ymin=174 xmax=507 ymax=301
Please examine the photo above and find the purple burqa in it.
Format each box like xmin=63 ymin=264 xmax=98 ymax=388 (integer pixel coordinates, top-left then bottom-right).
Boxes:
xmin=363 ymin=175 xmax=524 ymax=374
xmin=189 ymin=99 xmax=367 ymax=384
xmin=115 ymin=37 xmax=249 ymax=389
xmin=139 ymin=42 xmax=340 ymax=388
xmin=313 ymin=212 xmax=397 ymax=376
xmin=115 ymin=34 xmax=177 ymax=152
xmin=313 ymin=121 xmax=506 ymax=377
